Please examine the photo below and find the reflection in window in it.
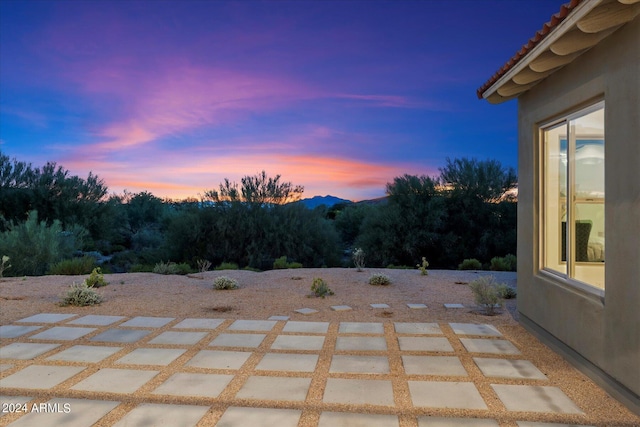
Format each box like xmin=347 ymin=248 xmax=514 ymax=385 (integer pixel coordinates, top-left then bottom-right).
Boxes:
xmin=541 ymin=103 xmax=604 ymax=290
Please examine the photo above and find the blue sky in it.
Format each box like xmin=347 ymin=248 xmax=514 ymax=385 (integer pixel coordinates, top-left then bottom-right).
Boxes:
xmin=0 ymin=0 xmax=561 ymax=200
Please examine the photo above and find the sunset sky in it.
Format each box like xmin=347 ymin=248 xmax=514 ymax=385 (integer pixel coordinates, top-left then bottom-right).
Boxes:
xmin=0 ymin=0 xmax=560 ymax=201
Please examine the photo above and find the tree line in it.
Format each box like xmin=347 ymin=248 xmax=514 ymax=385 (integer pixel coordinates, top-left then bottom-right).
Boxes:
xmin=0 ymin=150 xmax=516 ymax=276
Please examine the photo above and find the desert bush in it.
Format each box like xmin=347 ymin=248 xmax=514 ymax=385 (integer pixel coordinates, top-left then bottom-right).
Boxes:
xmin=369 ymin=273 xmax=391 ymax=286
xmin=469 ymin=276 xmax=504 ymax=315
xmin=213 ymin=276 xmax=238 ymax=290
xmin=60 ymin=282 xmax=103 ymax=306
xmin=496 ymin=283 xmax=517 ymax=299
xmin=174 ymin=262 xmax=193 ymax=275
xmin=459 ymin=258 xmax=482 ymax=270
xmin=197 ymin=259 xmax=212 ymax=273
xmin=85 ymin=267 xmax=108 ymax=288
xmin=490 ymin=254 xmax=517 ymax=271
xmin=0 ymin=256 xmax=11 ymax=278
xmin=352 ymin=248 xmax=365 ymax=271
xmin=273 ymin=256 xmax=302 ymax=269
xmin=215 ymin=261 xmax=239 ymax=270
xmin=153 ymin=260 xmax=179 ymax=275
xmin=311 ymin=278 xmax=334 ymax=298
xmin=416 ymin=257 xmax=429 ymax=275
xmin=48 ymin=256 xmax=96 ymax=275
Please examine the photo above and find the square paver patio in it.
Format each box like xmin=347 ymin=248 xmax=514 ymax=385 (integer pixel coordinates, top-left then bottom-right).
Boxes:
xmin=67 ymin=315 xmax=126 ymax=326
xmin=148 ymin=331 xmax=208 ymax=345
xmin=172 ymin=318 xmax=225 ymax=329
xmin=256 ymin=353 xmax=319 ymax=372
xmin=5 ymin=398 xmax=119 ymax=427
xmin=394 ymin=323 xmax=442 ymax=335
xmin=236 ymin=376 xmax=311 ymax=401
xmin=323 ymin=378 xmax=395 ymax=406
xmin=271 ymin=335 xmax=325 ymax=351
xmin=113 ymin=403 xmax=209 ymax=427
xmin=282 ymin=321 xmax=329 ymax=333
xmin=335 ymin=336 xmax=387 ymax=351
xmin=397 ymin=337 xmax=454 ymax=352
xmin=71 ymin=368 xmax=159 ymax=393
xmin=0 ymin=343 xmax=60 ymax=359
xmin=450 ymin=323 xmax=502 ymax=336
xmin=152 ymin=372 xmax=234 ymax=397
xmin=90 ymin=328 xmax=152 ymax=343
xmin=120 ymin=316 xmax=174 ymax=328
xmin=1 ymin=365 xmax=85 ymax=389
xmin=16 ymin=313 xmax=76 ymax=323
xmin=30 ymin=326 xmax=96 ymax=341
xmin=116 ymin=348 xmax=186 ymax=365
xmin=409 ymin=381 xmax=487 ymax=410
xmin=329 ymin=355 xmax=389 ymax=374
xmin=217 ymin=407 xmax=302 ymax=427
xmin=402 ymin=355 xmax=467 ymax=376
xmin=210 ymin=333 xmax=266 ymax=348
xmin=46 ymin=345 xmax=123 ymax=363
xmin=460 ymin=338 xmax=521 ymax=355
xmin=186 ymin=350 xmax=252 ymax=370
xmin=491 ymin=385 xmax=583 ymax=414
xmin=474 ymin=358 xmax=547 ymax=380
xmin=0 ymin=325 xmax=42 ymax=338
xmin=318 ymin=412 xmax=399 ymax=427
xmin=339 ymin=322 xmax=384 ymax=334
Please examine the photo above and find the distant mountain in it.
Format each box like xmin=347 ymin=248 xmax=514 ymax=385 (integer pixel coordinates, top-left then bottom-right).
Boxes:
xmin=298 ymin=195 xmax=353 ymax=209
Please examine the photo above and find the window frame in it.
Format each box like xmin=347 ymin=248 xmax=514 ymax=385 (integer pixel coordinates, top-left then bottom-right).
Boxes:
xmin=538 ymin=101 xmax=605 ymax=299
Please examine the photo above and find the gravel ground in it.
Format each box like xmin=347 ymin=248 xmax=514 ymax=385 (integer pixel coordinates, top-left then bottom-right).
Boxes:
xmin=1 ymin=268 xmax=638 ymax=426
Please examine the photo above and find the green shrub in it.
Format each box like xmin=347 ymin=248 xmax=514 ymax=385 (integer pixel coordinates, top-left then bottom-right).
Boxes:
xmin=458 ymin=258 xmax=482 ymax=270
xmin=153 ymin=260 xmax=180 ymax=275
xmin=490 ymin=254 xmax=517 ymax=271
xmin=416 ymin=257 xmax=429 ymax=276
xmin=85 ymin=267 xmax=108 ymax=288
xmin=215 ymin=261 xmax=239 ymax=270
xmin=368 ymin=273 xmax=391 ymax=286
xmin=174 ymin=262 xmax=193 ymax=275
xmin=0 ymin=255 xmax=11 ymax=278
xmin=213 ymin=276 xmax=238 ymax=290
xmin=129 ymin=263 xmax=154 ymax=273
xmin=48 ymin=256 xmax=96 ymax=275
xmin=469 ymin=276 xmax=504 ymax=315
xmin=311 ymin=278 xmax=334 ymax=298
xmin=273 ymin=256 xmax=303 ymax=269
xmin=60 ymin=282 xmax=103 ymax=306
xmin=496 ymin=283 xmax=517 ymax=299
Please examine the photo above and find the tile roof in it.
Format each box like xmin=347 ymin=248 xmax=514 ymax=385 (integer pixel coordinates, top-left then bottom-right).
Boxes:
xmin=477 ymin=0 xmax=585 ymax=99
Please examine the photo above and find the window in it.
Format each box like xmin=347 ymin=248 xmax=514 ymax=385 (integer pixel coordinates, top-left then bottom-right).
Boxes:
xmin=541 ymin=102 xmax=605 ymax=291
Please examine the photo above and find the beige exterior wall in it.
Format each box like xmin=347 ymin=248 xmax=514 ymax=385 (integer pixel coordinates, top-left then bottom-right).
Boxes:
xmin=517 ymin=17 xmax=639 ymax=412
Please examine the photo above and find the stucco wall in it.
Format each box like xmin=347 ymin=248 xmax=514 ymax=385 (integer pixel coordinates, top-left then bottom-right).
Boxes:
xmin=517 ymin=17 xmax=639 ymax=409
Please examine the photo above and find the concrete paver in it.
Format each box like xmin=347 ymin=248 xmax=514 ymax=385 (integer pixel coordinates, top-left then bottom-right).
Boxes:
xmin=402 ymin=355 xmax=467 ymax=376
xmin=339 ymin=322 xmax=384 ymax=334
xmin=370 ymin=303 xmax=391 ymax=309
xmin=115 ymin=348 xmax=186 ymax=365
xmin=418 ymin=417 xmax=499 ymax=426
xmin=217 ymin=407 xmax=301 ymax=427
xmin=271 ymin=335 xmax=325 ymax=350
xmin=186 ymin=350 xmax=252 ymax=370
xmin=318 ymin=411 xmax=399 ymax=427
xmin=90 ymin=328 xmax=151 ymax=343
xmin=516 ymin=423 xmax=595 ymax=427
xmin=152 ymin=372 xmax=233 ymax=397
xmin=46 ymin=345 xmax=122 ymax=363
xmin=282 ymin=321 xmax=329 ymax=333
xmin=0 ymin=396 xmax=32 ymax=418
xmin=492 ymin=384 xmax=584 ymax=414
xmin=268 ymin=315 xmax=290 ymax=321
xmin=236 ymin=376 xmax=311 ymax=401
xmin=0 ymin=325 xmax=41 ymax=339
xmin=395 ymin=322 xmax=442 ymax=335
xmin=460 ymin=338 xmax=521 ymax=355
xmin=120 ymin=316 xmax=174 ymax=328
xmin=148 ymin=331 xmax=207 ymax=345
xmin=407 ymin=303 xmax=427 ymax=309
xmin=474 ymin=357 xmax=547 ymax=380
xmin=172 ymin=318 xmax=224 ymax=329
xmin=71 ymin=368 xmax=158 ymax=393
xmin=1 ymin=365 xmax=84 ymax=389
xmin=323 ymin=378 xmax=395 ymax=406
xmin=112 ymin=403 xmax=208 ymax=427
xmin=329 ymin=355 xmax=390 ymax=374
xmin=29 ymin=326 xmax=96 ymax=341
xmin=450 ymin=323 xmax=502 ymax=336
xmin=331 ymin=305 xmax=353 ymax=311
xmin=210 ymin=333 xmax=266 ymax=348
xmin=335 ymin=336 xmax=387 ymax=351
xmin=0 ymin=343 xmax=60 ymax=359
xmin=398 ymin=337 xmax=454 ymax=352
xmin=409 ymin=381 xmax=487 ymax=409
xmin=294 ymin=308 xmax=319 ymax=315
xmin=67 ymin=315 xmax=126 ymax=326
xmin=228 ymin=319 xmax=277 ymax=331
xmin=16 ymin=313 xmax=76 ymax=323
xmin=256 ymin=353 xmax=319 ymax=372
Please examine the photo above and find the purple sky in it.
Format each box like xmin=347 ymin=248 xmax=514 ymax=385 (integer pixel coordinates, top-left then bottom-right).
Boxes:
xmin=0 ymin=0 xmax=561 ymax=201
